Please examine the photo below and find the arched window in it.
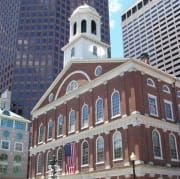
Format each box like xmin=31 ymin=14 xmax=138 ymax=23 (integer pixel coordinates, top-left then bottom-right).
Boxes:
xmin=57 ymin=148 xmax=63 ymax=169
xmin=36 ymin=153 xmax=43 ymax=174
xmin=73 ymin=22 xmax=77 ymax=35
xmin=38 ymin=123 xmax=44 ymax=143
xmin=113 ymin=131 xmax=123 ymax=160
xmin=152 ymin=130 xmax=162 ymax=159
xmin=147 ymin=78 xmax=155 ymax=87
xmin=47 ymin=120 xmax=53 ymax=140
xmin=71 ymin=47 xmax=75 ymax=57
xmin=0 ymin=153 xmax=8 ymax=161
xmin=111 ymin=90 xmax=120 ymax=117
xmin=169 ymin=134 xmax=178 ymax=160
xmin=69 ymin=110 xmax=75 ymax=133
xmin=81 ymin=104 xmax=89 ymax=129
xmin=66 ymin=80 xmax=78 ymax=93
xmin=95 ymin=97 xmax=103 ymax=123
xmin=57 ymin=115 xmax=63 ymax=136
xmin=81 ymin=20 xmax=86 ymax=33
xmin=93 ymin=46 xmax=97 ymax=56
xmin=14 ymin=155 xmax=21 ymax=163
xmin=81 ymin=141 xmax=89 ymax=165
xmin=96 ymin=136 xmax=104 ymax=163
xmin=163 ymin=85 xmax=170 ymax=93
xmin=46 ymin=151 xmax=53 ymax=171
xmin=91 ymin=20 xmax=96 ymax=34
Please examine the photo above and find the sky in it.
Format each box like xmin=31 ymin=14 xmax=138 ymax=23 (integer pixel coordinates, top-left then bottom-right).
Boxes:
xmin=109 ymin=0 xmax=136 ymax=58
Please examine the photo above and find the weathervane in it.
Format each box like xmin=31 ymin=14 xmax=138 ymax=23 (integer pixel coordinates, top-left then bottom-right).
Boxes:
xmin=82 ymin=0 xmax=88 ymax=4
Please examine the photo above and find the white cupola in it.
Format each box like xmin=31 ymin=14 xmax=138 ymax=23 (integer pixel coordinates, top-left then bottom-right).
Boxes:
xmin=62 ymin=3 xmax=109 ymax=67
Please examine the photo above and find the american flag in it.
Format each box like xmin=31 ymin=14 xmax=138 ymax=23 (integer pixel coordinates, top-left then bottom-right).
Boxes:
xmin=64 ymin=142 xmax=76 ymax=174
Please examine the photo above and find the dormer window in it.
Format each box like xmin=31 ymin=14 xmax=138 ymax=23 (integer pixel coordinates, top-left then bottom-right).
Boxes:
xmin=73 ymin=22 xmax=77 ymax=35
xmin=81 ymin=20 xmax=87 ymax=33
xmin=71 ymin=47 xmax=75 ymax=57
xmin=93 ymin=46 xmax=97 ymax=56
xmin=91 ymin=20 xmax=96 ymax=34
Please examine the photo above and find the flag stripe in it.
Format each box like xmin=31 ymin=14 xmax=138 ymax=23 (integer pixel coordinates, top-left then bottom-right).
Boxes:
xmin=64 ymin=143 xmax=76 ymax=174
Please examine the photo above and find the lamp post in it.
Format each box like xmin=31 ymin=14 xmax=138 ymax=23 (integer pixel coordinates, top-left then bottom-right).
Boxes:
xmin=130 ymin=152 xmax=136 ymax=179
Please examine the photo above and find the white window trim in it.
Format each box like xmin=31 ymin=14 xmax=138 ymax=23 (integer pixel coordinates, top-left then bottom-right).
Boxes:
xmin=14 ymin=142 xmax=23 ymax=152
xmin=95 ymin=97 xmax=104 ymax=124
xmin=81 ymin=103 xmax=89 ymax=129
xmin=47 ymin=119 xmax=53 ymax=141
xmin=96 ymin=136 xmax=104 ymax=164
xmin=152 ymin=129 xmax=163 ymax=160
xmin=147 ymin=78 xmax=155 ymax=87
xmin=68 ymin=109 xmax=75 ymax=134
xmin=112 ymin=131 xmax=123 ymax=161
xmin=38 ymin=123 xmax=44 ymax=144
xmin=36 ymin=153 xmax=42 ymax=175
xmin=148 ymin=94 xmax=158 ymax=117
xmin=0 ymin=140 xmax=10 ymax=151
xmin=169 ymin=133 xmax=179 ymax=161
xmin=162 ymin=85 xmax=170 ymax=93
xmin=57 ymin=115 xmax=63 ymax=137
xmin=164 ymin=100 xmax=174 ymax=121
xmin=111 ymin=90 xmax=121 ymax=118
xmin=81 ymin=140 xmax=89 ymax=166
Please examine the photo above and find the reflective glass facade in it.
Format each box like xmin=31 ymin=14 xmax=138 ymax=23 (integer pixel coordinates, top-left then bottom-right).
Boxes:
xmin=0 ymin=0 xmax=110 ymax=119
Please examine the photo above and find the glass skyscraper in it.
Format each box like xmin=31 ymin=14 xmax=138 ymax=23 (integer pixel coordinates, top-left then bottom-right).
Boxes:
xmin=0 ymin=0 xmax=110 ymax=119
xmin=121 ymin=0 xmax=180 ymax=77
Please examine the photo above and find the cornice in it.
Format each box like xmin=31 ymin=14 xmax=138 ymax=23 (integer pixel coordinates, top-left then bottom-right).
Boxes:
xmin=30 ymin=113 xmax=180 ymax=155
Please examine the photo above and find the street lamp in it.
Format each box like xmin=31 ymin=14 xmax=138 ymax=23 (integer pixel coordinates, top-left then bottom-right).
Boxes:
xmin=130 ymin=152 xmax=136 ymax=179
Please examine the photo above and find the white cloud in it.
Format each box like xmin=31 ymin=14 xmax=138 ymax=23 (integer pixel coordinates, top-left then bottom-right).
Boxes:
xmin=109 ymin=0 xmax=122 ymax=14
xmin=110 ymin=20 xmax=115 ymax=29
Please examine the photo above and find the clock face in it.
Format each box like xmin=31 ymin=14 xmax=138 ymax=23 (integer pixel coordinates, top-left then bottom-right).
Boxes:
xmin=3 ymin=130 xmax=10 ymax=138
xmin=94 ymin=65 xmax=102 ymax=76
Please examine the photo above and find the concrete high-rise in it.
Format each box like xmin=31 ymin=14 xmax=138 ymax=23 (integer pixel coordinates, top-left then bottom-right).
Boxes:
xmin=121 ymin=0 xmax=180 ymax=77
xmin=0 ymin=0 xmax=110 ymax=119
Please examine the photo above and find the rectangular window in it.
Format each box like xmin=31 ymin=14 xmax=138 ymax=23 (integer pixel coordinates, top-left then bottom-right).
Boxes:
xmin=1 ymin=140 xmax=10 ymax=150
xmin=14 ymin=142 xmax=23 ymax=152
xmin=0 ymin=165 xmax=8 ymax=174
xmin=15 ymin=121 xmax=26 ymax=130
xmin=164 ymin=100 xmax=173 ymax=120
xmin=148 ymin=94 xmax=158 ymax=116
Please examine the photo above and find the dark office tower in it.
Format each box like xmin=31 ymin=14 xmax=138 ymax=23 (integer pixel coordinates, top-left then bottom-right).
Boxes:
xmin=11 ymin=0 xmax=110 ymax=119
xmin=0 ymin=0 xmax=20 ymax=92
xmin=121 ymin=0 xmax=180 ymax=78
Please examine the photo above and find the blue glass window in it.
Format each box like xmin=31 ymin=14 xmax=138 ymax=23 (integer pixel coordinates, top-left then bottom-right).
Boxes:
xmin=164 ymin=101 xmax=173 ymax=120
xmin=16 ymin=133 xmax=23 ymax=140
xmin=95 ymin=98 xmax=103 ymax=123
xmin=47 ymin=120 xmax=53 ymax=139
xmin=81 ymin=104 xmax=88 ymax=128
xmin=152 ymin=130 xmax=162 ymax=158
xmin=111 ymin=91 xmax=120 ymax=117
xmin=15 ymin=121 xmax=26 ymax=130
xmin=81 ymin=141 xmax=89 ymax=165
xmin=169 ymin=134 xmax=178 ymax=160
xmin=57 ymin=115 xmax=63 ymax=136
xmin=1 ymin=119 xmax=13 ymax=128
xmin=96 ymin=136 xmax=104 ymax=163
xmin=38 ymin=124 xmax=44 ymax=143
xmin=69 ymin=110 xmax=75 ymax=133
xmin=113 ymin=132 xmax=122 ymax=160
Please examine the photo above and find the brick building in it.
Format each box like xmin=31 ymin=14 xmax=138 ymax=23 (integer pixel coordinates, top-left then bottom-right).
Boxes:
xmin=29 ymin=3 xmax=180 ymax=179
